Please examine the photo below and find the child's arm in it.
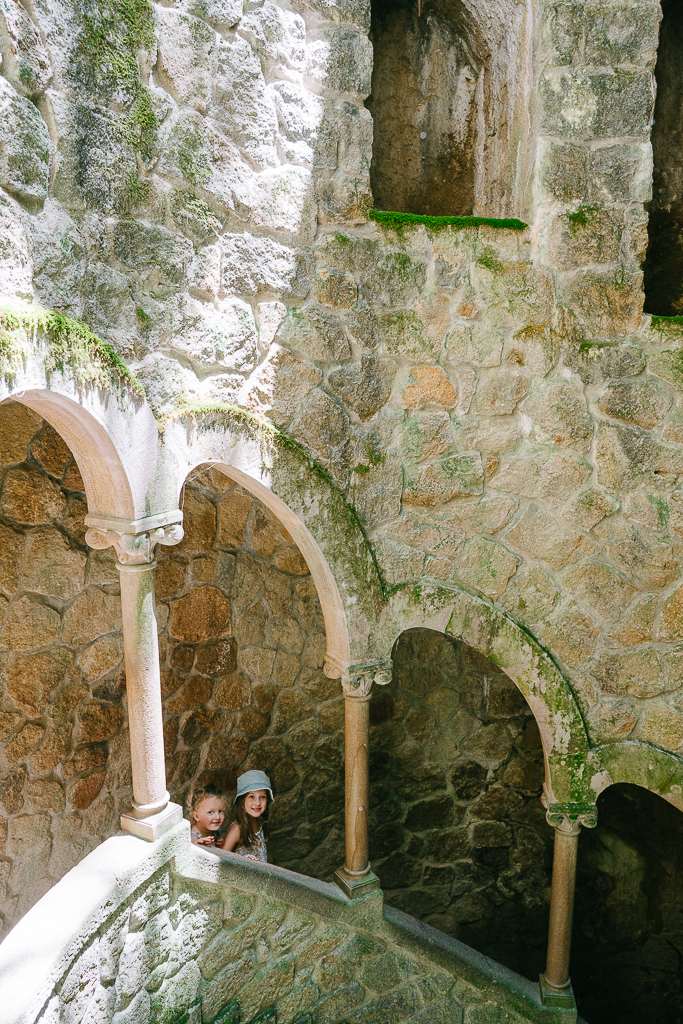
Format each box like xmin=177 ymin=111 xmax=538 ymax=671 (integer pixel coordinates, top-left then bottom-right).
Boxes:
xmin=221 ymin=822 xmax=241 ymax=852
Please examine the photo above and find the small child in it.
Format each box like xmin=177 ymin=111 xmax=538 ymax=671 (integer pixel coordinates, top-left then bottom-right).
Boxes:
xmin=222 ymin=770 xmax=273 ymax=862
xmin=189 ymin=783 xmax=227 ymax=847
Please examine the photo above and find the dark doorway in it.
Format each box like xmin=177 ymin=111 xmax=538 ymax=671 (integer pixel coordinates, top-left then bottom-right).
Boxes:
xmin=369 ymin=629 xmax=553 ymax=980
xmin=573 ymin=783 xmax=683 ymax=1024
xmin=644 ymin=0 xmax=683 ymax=315
xmin=367 ymin=0 xmax=482 ymax=216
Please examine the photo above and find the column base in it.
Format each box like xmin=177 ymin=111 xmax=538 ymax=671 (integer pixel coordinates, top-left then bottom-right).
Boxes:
xmin=121 ymin=802 xmax=183 ymax=842
xmin=539 ymin=974 xmax=576 ymax=1010
xmin=334 ymin=867 xmax=381 ymax=899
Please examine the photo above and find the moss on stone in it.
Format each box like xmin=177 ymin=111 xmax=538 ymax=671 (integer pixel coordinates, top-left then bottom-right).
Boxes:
xmin=80 ymin=0 xmax=155 ymax=94
xmin=166 ymin=398 xmax=387 ymax=596
xmin=77 ymin=0 xmax=158 ymax=192
xmin=177 ymin=122 xmax=212 ymax=186
xmin=652 ymin=314 xmax=683 ymax=331
xmin=476 ymin=246 xmax=505 ymax=275
xmin=369 ymin=210 xmax=527 ymax=234
xmin=0 ymin=302 xmax=146 ymax=396
xmin=566 ymin=205 xmax=599 ymax=233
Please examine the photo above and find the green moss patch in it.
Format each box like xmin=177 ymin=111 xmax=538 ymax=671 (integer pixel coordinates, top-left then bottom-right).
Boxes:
xmin=0 ymin=303 xmax=145 ymax=397
xmin=369 ymin=210 xmax=527 ymax=234
xmin=566 ymin=205 xmax=598 ymax=233
xmin=652 ymin=314 xmax=683 ymax=330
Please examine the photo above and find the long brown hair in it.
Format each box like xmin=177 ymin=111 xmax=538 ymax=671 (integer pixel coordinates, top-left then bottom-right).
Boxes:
xmin=234 ymin=792 xmax=270 ymax=849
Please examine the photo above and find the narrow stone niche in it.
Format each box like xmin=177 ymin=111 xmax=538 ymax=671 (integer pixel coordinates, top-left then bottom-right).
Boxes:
xmin=644 ymin=0 xmax=683 ymax=315
xmin=367 ymin=0 xmax=482 ymax=216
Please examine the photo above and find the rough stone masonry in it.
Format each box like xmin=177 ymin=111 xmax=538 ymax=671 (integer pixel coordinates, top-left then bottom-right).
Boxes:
xmin=1 ymin=0 xmax=683 ymax=1017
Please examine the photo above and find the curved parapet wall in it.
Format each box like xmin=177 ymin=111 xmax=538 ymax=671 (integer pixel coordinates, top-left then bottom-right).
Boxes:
xmin=0 ymin=822 xmax=572 ymax=1024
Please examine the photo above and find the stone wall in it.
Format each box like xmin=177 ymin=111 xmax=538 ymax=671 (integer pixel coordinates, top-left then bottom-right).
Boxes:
xmin=2 ymin=0 xmax=683 ymax=773
xmin=369 ymin=628 xmax=552 ymax=982
xmin=0 ymin=402 xmax=127 ymax=940
xmin=156 ymin=466 xmax=345 ymax=878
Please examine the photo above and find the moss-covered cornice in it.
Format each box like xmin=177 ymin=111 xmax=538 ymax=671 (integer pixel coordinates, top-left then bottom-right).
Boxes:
xmin=0 ymin=302 xmax=146 ymax=397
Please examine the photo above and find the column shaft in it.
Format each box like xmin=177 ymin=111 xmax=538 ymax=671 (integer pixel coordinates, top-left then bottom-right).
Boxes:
xmin=118 ymin=562 xmax=169 ymax=818
xmin=543 ymin=822 xmax=580 ymax=991
xmin=344 ymin=693 xmax=370 ymax=875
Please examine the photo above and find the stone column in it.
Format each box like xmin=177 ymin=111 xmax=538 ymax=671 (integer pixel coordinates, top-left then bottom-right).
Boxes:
xmin=539 ymin=805 xmax=598 ymax=1008
xmin=85 ymin=512 xmax=184 ymax=841
xmin=326 ymin=657 xmax=392 ymax=899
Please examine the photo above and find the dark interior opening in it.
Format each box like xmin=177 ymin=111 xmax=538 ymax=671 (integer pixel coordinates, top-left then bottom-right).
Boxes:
xmin=370 ymin=629 xmax=553 ymax=980
xmin=644 ymin=0 xmax=683 ymax=315
xmin=366 ymin=0 xmax=482 ymax=216
xmin=573 ymin=783 xmax=683 ymax=1024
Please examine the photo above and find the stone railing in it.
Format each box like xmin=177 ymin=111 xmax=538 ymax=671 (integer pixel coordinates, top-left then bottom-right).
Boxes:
xmin=0 ymin=822 xmax=575 ymax=1024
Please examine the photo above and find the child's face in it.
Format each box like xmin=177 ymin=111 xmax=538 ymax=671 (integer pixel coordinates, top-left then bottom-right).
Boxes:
xmin=193 ymin=796 xmax=226 ymax=834
xmin=244 ymin=789 xmax=268 ymax=819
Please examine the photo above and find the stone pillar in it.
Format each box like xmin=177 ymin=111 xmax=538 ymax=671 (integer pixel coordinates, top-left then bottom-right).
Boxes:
xmin=85 ymin=512 xmax=184 ymax=842
xmin=325 ymin=656 xmax=392 ymax=899
xmin=539 ymin=804 xmax=598 ymax=1009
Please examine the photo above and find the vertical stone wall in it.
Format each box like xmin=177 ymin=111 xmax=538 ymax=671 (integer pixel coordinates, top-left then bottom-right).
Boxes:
xmin=369 ymin=628 xmax=553 ymax=981
xmin=156 ymin=466 xmax=346 ymax=878
xmin=0 ymin=401 xmax=127 ymax=940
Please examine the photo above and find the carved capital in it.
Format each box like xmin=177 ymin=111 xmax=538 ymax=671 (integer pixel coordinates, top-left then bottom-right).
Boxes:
xmin=341 ymin=660 xmax=393 ymax=699
xmin=546 ymin=803 xmax=598 ymax=835
xmin=86 ymin=524 xmax=184 ymax=565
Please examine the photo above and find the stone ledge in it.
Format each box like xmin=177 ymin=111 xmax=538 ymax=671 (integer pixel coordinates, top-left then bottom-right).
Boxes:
xmin=0 ymin=819 xmax=190 ymax=1024
xmin=1 ymin=824 xmax=576 ymax=1024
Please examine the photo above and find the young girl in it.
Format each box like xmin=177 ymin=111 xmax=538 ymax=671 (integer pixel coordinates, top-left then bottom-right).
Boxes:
xmin=222 ymin=769 xmax=273 ymax=862
xmin=189 ymin=783 xmax=227 ymax=847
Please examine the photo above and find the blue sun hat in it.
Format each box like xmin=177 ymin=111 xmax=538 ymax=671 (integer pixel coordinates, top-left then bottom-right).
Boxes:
xmin=234 ymin=769 xmax=274 ymax=804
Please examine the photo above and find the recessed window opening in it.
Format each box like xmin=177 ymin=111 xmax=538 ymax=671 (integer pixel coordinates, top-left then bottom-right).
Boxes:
xmin=644 ymin=0 xmax=683 ymax=315
xmin=367 ymin=0 xmax=485 ymax=216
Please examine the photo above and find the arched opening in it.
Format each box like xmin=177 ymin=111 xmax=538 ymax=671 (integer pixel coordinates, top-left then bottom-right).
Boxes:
xmin=158 ymin=465 xmax=344 ymax=877
xmin=644 ymin=0 xmax=683 ymax=315
xmin=572 ymin=783 xmax=683 ymax=1024
xmin=369 ymin=627 xmax=553 ymax=979
xmin=0 ymin=400 xmax=127 ymax=939
xmin=366 ymin=0 xmax=530 ymax=217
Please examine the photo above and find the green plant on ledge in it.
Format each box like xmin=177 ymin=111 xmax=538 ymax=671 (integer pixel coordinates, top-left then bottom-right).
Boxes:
xmin=368 ymin=210 xmax=527 ymax=234
xmin=0 ymin=303 xmax=146 ymax=397
xmin=652 ymin=314 xmax=683 ymax=330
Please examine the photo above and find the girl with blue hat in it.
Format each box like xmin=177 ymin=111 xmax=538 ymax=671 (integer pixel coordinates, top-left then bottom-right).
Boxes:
xmin=222 ymin=769 xmax=274 ymax=862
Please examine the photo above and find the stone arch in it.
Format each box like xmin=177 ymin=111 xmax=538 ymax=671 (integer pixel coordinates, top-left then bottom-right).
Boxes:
xmin=157 ymin=463 xmax=348 ymax=874
xmin=163 ymin=413 xmax=385 ymax=675
xmin=0 ymin=399 xmax=129 ymax=939
xmin=371 ymin=623 xmax=554 ymax=977
xmin=10 ymin=390 xmax=136 ymax=520
xmin=591 ymin=740 xmax=683 ymax=812
xmin=571 ymin=780 xmax=683 ymax=1023
xmin=379 ymin=585 xmax=594 ymax=806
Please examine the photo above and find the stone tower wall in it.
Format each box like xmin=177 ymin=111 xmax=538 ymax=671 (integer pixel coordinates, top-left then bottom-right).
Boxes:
xmin=2 ymin=0 xmax=682 ymax=765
